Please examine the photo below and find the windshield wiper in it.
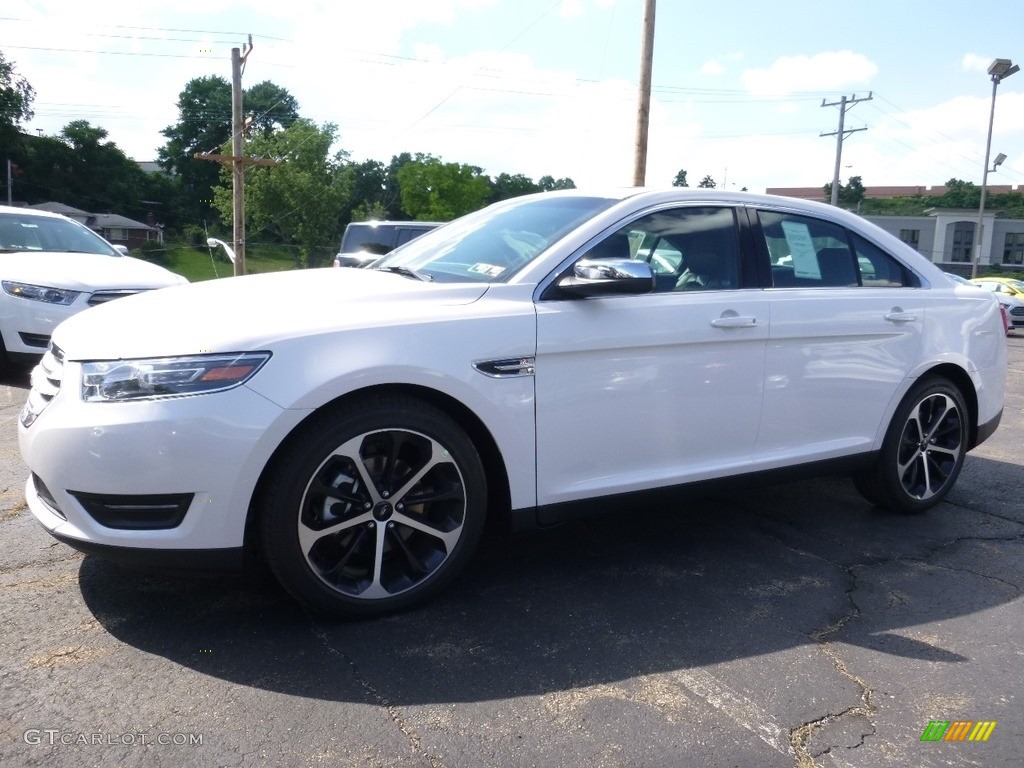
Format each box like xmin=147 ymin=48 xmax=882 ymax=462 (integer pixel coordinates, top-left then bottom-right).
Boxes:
xmin=373 ymin=265 xmax=432 ymax=282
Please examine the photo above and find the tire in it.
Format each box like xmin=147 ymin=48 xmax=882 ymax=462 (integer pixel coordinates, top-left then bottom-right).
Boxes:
xmin=853 ymin=377 xmax=969 ymax=514
xmin=258 ymin=393 xmax=487 ymax=617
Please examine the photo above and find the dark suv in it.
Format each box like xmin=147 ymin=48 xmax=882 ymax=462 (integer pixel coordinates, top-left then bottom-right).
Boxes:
xmin=333 ymin=221 xmax=442 ymax=268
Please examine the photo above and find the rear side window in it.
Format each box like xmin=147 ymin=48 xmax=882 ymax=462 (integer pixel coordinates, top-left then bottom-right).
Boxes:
xmin=758 ymin=211 xmax=916 ymax=289
xmin=851 ymin=234 xmax=915 ymax=287
xmin=759 ymin=211 xmax=857 ymax=288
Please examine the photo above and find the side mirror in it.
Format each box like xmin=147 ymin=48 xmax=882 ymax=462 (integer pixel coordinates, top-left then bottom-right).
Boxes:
xmin=113 ymin=245 xmax=129 ymax=256
xmin=557 ymin=258 xmax=655 ymax=297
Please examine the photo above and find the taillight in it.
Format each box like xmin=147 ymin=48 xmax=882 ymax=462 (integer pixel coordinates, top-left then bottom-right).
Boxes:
xmin=999 ymin=304 xmax=1010 ymax=335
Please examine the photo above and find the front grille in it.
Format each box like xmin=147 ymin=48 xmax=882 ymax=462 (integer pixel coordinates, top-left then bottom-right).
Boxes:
xmin=1010 ymin=306 xmax=1024 ymax=317
xmin=88 ymin=289 xmax=144 ymax=306
xmin=70 ymin=491 xmax=194 ymax=530
xmin=20 ymin=343 xmax=64 ymax=428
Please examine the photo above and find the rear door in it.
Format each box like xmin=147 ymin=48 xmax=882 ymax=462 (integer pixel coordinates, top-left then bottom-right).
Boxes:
xmin=751 ymin=207 xmax=924 ymax=462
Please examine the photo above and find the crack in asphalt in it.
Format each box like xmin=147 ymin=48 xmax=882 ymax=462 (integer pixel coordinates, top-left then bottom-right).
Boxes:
xmin=307 ymin=618 xmax=445 ymax=768
xmin=789 ymin=564 xmax=875 ymax=768
xmin=776 ymin=520 xmax=1024 ymax=768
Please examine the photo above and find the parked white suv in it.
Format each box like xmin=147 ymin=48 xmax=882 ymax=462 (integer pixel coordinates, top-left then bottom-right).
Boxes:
xmin=0 ymin=206 xmax=187 ymax=369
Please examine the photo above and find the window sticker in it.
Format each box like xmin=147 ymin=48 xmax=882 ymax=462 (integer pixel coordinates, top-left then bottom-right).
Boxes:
xmin=780 ymin=220 xmax=821 ymax=279
xmin=468 ymin=263 xmax=506 ymax=278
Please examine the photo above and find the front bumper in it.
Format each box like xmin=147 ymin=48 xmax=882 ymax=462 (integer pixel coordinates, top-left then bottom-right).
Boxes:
xmin=19 ymin=358 xmax=309 ymax=554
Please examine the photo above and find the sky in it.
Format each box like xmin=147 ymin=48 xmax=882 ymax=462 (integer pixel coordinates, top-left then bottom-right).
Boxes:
xmin=3 ymin=0 xmax=1024 ymax=195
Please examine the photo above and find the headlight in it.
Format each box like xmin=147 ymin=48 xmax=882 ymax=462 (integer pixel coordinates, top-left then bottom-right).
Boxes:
xmin=2 ymin=280 xmax=81 ymax=306
xmin=81 ymin=352 xmax=271 ymax=402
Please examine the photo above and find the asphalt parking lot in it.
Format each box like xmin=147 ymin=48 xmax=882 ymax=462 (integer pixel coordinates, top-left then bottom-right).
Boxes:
xmin=1 ymin=335 xmax=1022 ymax=768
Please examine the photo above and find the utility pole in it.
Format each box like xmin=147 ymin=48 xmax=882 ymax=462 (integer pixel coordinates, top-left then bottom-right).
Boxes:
xmin=821 ymin=92 xmax=872 ymax=206
xmin=632 ymin=0 xmax=656 ymax=186
xmin=195 ymin=36 xmax=276 ymax=276
xmin=230 ymin=44 xmax=247 ymax=276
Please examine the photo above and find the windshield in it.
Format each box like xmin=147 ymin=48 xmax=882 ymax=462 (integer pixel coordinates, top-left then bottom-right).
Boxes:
xmin=374 ymin=195 xmax=618 ymax=283
xmin=0 ymin=213 xmax=119 ymax=256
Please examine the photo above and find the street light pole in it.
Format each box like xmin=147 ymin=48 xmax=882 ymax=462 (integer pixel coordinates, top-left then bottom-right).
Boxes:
xmin=972 ymin=58 xmax=1019 ymax=278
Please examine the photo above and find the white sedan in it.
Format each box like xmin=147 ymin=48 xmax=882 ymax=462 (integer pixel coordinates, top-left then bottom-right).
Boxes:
xmin=0 ymin=205 xmax=187 ymax=369
xmin=18 ymin=189 xmax=1007 ymax=616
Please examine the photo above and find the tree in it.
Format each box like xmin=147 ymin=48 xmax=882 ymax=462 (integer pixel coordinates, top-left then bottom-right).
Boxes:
xmin=1 ymin=52 xmax=36 ymax=195
xmin=823 ymin=175 xmax=866 ymax=207
xmin=538 ymin=175 xmax=576 ymax=192
xmin=698 ymin=175 xmax=716 ymax=188
xmin=1 ymin=52 xmax=35 ymax=139
xmin=397 ymin=154 xmax=493 ymax=220
xmin=244 ymin=81 xmax=300 ymax=136
xmin=213 ymin=119 xmax=350 ymax=268
xmin=491 ymin=172 xmax=541 ymax=202
xmin=939 ymin=178 xmax=980 ymax=209
xmin=672 ymin=169 xmax=688 ymax=187
xmin=159 ymin=76 xmax=299 ymax=225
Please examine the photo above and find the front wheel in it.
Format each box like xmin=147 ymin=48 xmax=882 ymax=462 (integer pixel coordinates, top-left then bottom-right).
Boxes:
xmin=258 ymin=394 xmax=487 ymax=617
xmin=854 ymin=377 xmax=969 ymax=514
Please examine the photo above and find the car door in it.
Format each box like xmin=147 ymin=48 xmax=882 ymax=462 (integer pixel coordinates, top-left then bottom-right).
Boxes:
xmin=533 ymin=205 xmax=770 ymax=513
xmin=751 ymin=207 xmax=925 ymax=462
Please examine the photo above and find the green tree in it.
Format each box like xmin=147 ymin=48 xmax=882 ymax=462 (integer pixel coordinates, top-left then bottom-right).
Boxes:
xmin=491 ymin=172 xmax=541 ymax=202
xmin=698 ymin=175 xmax=716 ymax=188
xmin=159 ymin=76 xmax=299 ymax=225
xmin=823 ymin=175 xmax=867 ymax=207
xmin=939 ymin=178 xmax=980 ymax=209
xmin=1 ymin=52 xmax=35 ymax=149
xmin=397 ymin=154 xmax=492 ymax=220
xmin=538 ymin=175 xmax=576 ymax=192
xmin=58 ymin=121 xmax=148 ymax=212
xmin=213 ymin=119 xmax=350 ymax=268
xmin=244 ymin=81 xmax=300 ymax=136
xmin=672 ymin=169 xmax=688 ymax=187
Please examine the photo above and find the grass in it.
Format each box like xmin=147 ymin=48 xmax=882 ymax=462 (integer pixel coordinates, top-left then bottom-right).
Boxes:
xmin=135 ymin=240 xmax=303 ymax=282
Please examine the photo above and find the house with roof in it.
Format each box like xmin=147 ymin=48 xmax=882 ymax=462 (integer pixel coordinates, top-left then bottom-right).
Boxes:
xmin=27 ymin=202 xmax=162 ymax=251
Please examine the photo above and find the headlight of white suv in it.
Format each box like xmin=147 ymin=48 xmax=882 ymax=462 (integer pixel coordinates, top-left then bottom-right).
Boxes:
xmin=2 ymin=280 xmax=81 ymax=305
xmin=81 ymin=352 xmax=271 ymax=402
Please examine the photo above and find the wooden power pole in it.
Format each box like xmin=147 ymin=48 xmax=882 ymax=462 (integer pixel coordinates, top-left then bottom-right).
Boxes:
xmin=195 ymin=36 xmax=276 ymax=276
xmin=632 ymin=0 xmax=656 ymax=186
xmin=820 ymin=92 xmax=872 ymax=206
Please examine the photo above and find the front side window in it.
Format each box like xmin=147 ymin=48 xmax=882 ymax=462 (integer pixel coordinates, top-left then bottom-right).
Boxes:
xmin=583 ymin=206 xmax=740 ymax=292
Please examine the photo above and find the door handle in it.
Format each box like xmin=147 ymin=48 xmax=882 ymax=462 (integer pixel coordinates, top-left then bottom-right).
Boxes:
xmin=710 ymin=316 xmax=758 ymax=328
xmin=884 ymin=310 xmax=917 ymax=323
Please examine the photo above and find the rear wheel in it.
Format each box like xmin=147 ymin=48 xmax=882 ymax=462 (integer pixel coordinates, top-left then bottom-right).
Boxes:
xmin=259 ymin=394 xmax=487 ymax=617
xmin=854 ymin=377 xmax=969 ymax=514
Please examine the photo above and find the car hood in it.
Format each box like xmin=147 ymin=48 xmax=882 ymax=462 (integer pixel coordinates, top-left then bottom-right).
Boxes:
xmin=0 ymin=251 xmax=186 ymax=291
xmin=52 ymin=267 xmax=491 ymax=360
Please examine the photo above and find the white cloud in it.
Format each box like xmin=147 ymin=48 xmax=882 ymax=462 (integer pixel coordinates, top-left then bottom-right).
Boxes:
xmin=559 ymin=0 xmax=585 ymax=18
xmin=962 ymin=53 xmax=990 ymax=73
xmin=700 ymin=59 xmax=725 ymax=76
xmin=741 ymin=51 xmax=877 ymax=97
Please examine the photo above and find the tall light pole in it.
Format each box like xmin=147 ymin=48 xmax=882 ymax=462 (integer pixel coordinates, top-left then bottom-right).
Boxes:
xmin=972 ymin=58 xmax=1019 ymax=278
